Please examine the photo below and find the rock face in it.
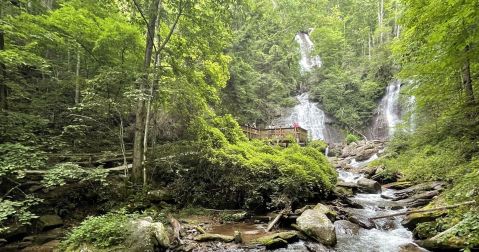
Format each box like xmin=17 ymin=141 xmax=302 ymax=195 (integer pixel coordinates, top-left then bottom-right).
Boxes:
xmin=357 ymin=178 xmax=381 ymax=193
xmin=296 ymin=204 xmax=337 ymax=246
xmin=127 ymin=217 xmax=170 ymax=252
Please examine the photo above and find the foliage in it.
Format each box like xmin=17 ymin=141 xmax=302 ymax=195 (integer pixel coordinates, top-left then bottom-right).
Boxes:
xmin=345 ymin=133 xmax=360 ymax=144
xmin=150 ymin=116 xmax=336 ymax=211
xmin=0 ymin=196 xmax=42 ymax=234
xmin=42 ymin=163 xmax=109 ymax=187
xmin=61 ymin=209 xmax=135 ymax=249
xmin=0 ymin=143 xmax=46 ymax=178
xmin=308 ymin=140 xmax=328 ymax=152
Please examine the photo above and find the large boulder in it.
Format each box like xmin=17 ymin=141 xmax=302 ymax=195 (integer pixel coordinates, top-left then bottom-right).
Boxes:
xmin=296 ymin=204 xmax=337 ymax=246
xmin=127 ymin=217 xmax=170 ymax=252
xmin=357 ymin=178 xmax=381 ymax=193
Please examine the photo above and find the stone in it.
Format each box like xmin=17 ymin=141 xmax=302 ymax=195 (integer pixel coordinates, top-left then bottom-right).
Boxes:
xmin=254 ymin=231 xmax=299 ymax=249
xmin=234 ymin=231 xmax=242 ymax=244
xmin=383 ymin=181 xmax=414 ymax=190
xmin=4 ymin=224 xmax=28 ymax=241
xmin=401 ymin=211 xmax=447 ymax=230
xmin=38 ymin=215 xmax=63 ymax=231
xmin=334 ymin=220 xmax=360 ymax=235
xmin=194 ymin=233 xmax=235 ymax=243
xmin=357 ymin=178 xmax=381 ymax=193
xmin=296 ymin=208 xmax=337 ymax=246
xmin=20 ymin=240 xmax=60 ymax=252
xmin=348 ymin=215 xmax=375 ymax=229
xmin=127 ymin=217 xmax=170 ymax=251
xmin=399 ymin=243 xmax=429 ymax=252
xmin=334 ymin=186 xmax=354 ymax=197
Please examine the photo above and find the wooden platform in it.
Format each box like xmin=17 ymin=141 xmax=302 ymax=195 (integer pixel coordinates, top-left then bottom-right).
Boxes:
xmin=241 ymin=126 xmax=308 ymax=145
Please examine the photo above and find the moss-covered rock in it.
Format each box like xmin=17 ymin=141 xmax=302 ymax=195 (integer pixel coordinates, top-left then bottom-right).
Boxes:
xmin=296 ymin=207 xmax=337 ymax=246
xmin=194 ymin=233 xmax=235 ymax=243
xmin=254 ymin=231 xmax=299 ymax=249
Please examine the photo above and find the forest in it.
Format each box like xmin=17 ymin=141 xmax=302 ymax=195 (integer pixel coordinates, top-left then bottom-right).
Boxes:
xmin=0 ymin=0 xmax=478 ymax=251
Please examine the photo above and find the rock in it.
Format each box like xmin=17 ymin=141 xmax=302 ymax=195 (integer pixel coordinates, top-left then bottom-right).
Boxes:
xmin=234 ymin=231 xmax=242 ymax=244
xmin=336 ymin=181 xmax=359 ymax=189
xmin=314 ymin=203 xmax=337 ymax=221
xmin=334 ymin=186 xmax=354 ymax=197
xmin=0 ymin=238 xmax=7 ymax=246
xmin=357 ymin=178 xmax=381 ymax=193
xmin=415 ymin=217 xmax=475 ymax=251
xmin=127 ymin=217 xmax=170 ymax=251
xmin=383 ymin=181 xmax=414 ymax=190
xmin=399 ymin=243 xmax=429 ymax=252
xmin=4 ymin=224 xmax=28 ymax=241
xmin=38 ymin=215 xmax=63 ymax=231
xmin=21 ymin=240 xmax=60 ymax=252
xmin=147 ymin=189 xmax=173 ymax=202
xmin=348 ymin=215 xmax=375 ymax=229
xmin=402 ymin=211 xmax=447 ymax=229
xmin=304 ymin=241 xmax=336 ymax=251
xmin=334 ymin=220 xmax=360 ymax=235
xmin=194 ymin=233 xmax=235 ymax=242
xmin=254 ymin=231 xmax=299 ymax=249
xmin=355 ymin=148 xmax=377 ymax=161
xmin=296 ymin=207 xmax=337 ymax=246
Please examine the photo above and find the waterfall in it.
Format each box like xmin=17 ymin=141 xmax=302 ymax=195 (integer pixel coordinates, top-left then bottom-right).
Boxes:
xmin=369 ymin=80 xmax=402 ymax=139
xmin=295 ymin=32 xmax=322 ymax=72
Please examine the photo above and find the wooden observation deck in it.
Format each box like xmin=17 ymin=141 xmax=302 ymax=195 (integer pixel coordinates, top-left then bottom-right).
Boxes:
xmin=241 ymin=126 xmax=309 ymax=145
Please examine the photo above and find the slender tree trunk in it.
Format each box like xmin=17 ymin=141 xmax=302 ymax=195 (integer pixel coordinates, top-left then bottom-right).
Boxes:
xmin=377 ymin=0 xmax=384 ymax=44
xmin=0 ymin=30 xmax=7 ymax=110
xmin=74 ymin=47 xmax=81 ymax=104
xmin=368 ymin=32 xmax=372 ymax=61
xmin=132 ymin=0 xmax=161 ymax=184
xmin=463 ymin=45 xmax=475 ymax=104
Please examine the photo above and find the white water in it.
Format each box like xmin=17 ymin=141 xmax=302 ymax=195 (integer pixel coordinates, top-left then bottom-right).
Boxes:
xmin=273 ymin=93 xmax=326 ymax=140
xmin=295 ymin=32 xmax=322 ymax=72
xmin=370 ymin=80 xmax=402 ymax=139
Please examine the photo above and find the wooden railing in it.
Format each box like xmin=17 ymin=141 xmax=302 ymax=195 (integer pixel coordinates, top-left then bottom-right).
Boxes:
xmin=241 ymin=126 xmax=308 ymax=145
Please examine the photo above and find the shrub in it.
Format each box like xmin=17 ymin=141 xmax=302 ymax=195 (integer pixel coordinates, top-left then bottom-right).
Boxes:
xmin=308 ymin=140 xmax=328 ymax=152
xmin=149 ymin=116 xmax=337 ymax=211
xmin=345 ymin=133 xmax=360 ymax=144
xmin=61 ymin=210 xmax=135 ymax=249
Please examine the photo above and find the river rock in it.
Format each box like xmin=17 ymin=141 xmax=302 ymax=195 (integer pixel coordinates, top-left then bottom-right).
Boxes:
xmin=383 ymin=181 xmax=414 ymax=190
xmin=348 ymin=215 xmax=375 ymax=229
xmin=254 ymin=231 xmax=299 ymax=249
xmin=38 ymin=215 xmax=63 ymax=231
xmin=357 ymin=178 xmax=381 ymax=193
xmin=334 ymin=220 xmax=360 ymax=235
xmin=296 ymin=205 xmax=337 ymax=246
xmin=127 ymin=217 xmax=170 ymax=251
xmin=399 ymin=243 xmax=429 ymax=252
xmin=194 ymin=233 xmax=235 ymax=243
xmin=401 ymin=211 xmax=447 ymax=229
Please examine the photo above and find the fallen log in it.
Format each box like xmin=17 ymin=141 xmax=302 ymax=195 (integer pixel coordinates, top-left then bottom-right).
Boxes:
xmin=369 ymin=200 xmax=476 ymax=220
xmin=266 ymin=210 xmax=284 ymax=232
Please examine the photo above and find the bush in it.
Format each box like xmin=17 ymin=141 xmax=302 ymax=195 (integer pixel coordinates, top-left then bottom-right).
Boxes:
xmin=345 ymin=133 xmax=360 ymax=144
xmin=149 ymin=116 xmax=337 ymax=211
xmin=308 ymin=140 xmax=328 ymax=152
xmin=61 ymin=210 xmax=135 ymax=249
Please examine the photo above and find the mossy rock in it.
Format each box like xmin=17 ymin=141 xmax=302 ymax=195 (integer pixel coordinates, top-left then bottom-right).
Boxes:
xmin=194 ymin=233 xmax=234 ymax=243
xmin=254 ymin=231 xmax=299 ymax=249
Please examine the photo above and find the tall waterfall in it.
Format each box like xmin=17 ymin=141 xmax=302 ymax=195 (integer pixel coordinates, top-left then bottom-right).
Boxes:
xmin=271 ymin=32 xmax=343 ymax=142
xmin=369 ymin=80 xmax=402 ymax=139
xmin=295 ymin=32 xmax=322 ymax=72
xmin=273 ymin=93 xmax=326 ymax=140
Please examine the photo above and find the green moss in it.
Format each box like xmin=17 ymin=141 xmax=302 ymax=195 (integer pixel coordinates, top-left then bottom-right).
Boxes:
xmin=149 ymin=116 xmax=337 ymax=211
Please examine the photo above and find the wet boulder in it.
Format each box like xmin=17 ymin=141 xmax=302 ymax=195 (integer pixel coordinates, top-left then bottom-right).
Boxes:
xmin=296 ymin=204 xmax=337 ymax=246
xmin=357 ymin=178 xmax=381 ymax=193
xmin=399 ymin=243 xmax=429 ymax=252
xmin=334 ymin=220 xmax=360 ymax=235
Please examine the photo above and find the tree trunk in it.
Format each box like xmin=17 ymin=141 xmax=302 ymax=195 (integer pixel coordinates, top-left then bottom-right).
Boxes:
xmin=74 ymin=47 xmax=81 ymax=104
xmin=132 ymin=0 xmax=161 ymax=183
xmin=0 ymin=30 xmax=7 ymax=111
xmin=368 ymin=32 xmax=372 ymax=61
xmin=463 ymin=45 xmax=475 ymax=104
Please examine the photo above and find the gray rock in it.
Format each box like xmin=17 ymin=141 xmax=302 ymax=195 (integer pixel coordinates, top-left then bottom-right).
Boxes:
xmin=399 ymin=243 xmax=429 ymax=252
xmin=194 ymin=233 xmax=235 ymax=242
xmin=296 ymin=206 xmax=337 ymax=246
xmin=334 ymin=220 xmax=360 ymax=235
xmin=357 ymin=178 xmax=381 ymax=193
xmin=348 ymin=215 xmax=375 ymax=229
xmin=38 ymin=215 xmax=63 ymax=231
xmin=127 ymin=217 xmax=170 ymax=251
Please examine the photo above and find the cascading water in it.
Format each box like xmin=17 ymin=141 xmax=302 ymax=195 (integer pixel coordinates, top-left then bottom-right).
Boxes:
xmin=369 ymin=80 xmax=402 ymax=139
xmin=295 ymin=32 xmax=322 ymax=72
xmin=273 ymin=93 xmax=326 ymax=140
